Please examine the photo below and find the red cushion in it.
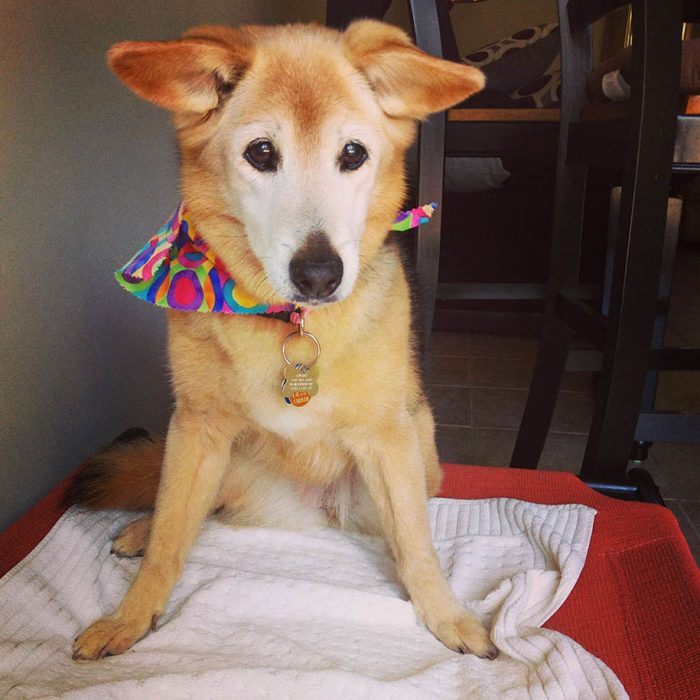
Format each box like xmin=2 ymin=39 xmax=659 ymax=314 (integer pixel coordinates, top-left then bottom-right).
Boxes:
xmin=439 ymin=464 xmax=700 ymax=700
xmin=0 ymin=473 xmax=73 ymax=578
xmin=1 ymin=463 xmax=699 ymax=699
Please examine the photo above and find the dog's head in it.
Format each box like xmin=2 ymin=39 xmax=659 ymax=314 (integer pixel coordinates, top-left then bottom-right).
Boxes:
xmin=109 ymin=21 xmax=483 ymax=307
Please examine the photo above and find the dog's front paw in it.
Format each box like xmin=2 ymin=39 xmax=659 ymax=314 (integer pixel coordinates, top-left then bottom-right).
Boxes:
xmin=73 ymin=612 xmax=157 ymax=660
xmin=110 ymin=515 xmax=152 ymax=558
xmin=431 ymin=613 xmax=498 ymax=659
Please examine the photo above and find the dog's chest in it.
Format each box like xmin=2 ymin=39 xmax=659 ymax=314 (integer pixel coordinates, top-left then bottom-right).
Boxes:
xmin=249 ymin=387 xmax=329 ymax=439
xmin=217 ymin=322 xmax=333 ymax=439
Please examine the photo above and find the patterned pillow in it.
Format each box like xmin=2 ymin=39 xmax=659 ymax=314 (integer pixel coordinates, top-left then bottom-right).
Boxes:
xmin=510 ymin=69 xmax=562 ymax=108
xmin=463 ymin=24 xmax=560 ymax=95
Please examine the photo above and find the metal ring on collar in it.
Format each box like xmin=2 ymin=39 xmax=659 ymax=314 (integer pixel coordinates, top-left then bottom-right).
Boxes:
xmin=281 ymin=330 xmax=321 ymax=369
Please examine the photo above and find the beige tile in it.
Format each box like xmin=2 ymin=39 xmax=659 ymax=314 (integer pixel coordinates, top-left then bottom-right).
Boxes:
xmin=469 ymin=357 xmax=534 ymax=389
xmin=550 ymin=392 xmax=594 ymax=434
xmin=429 ymin=332 xmax=539 ymax=360
xmin=664 ymin=326 xmax=688 ymax=347
xmin=426 ymin=384 xmax=471 ymax=427
xmin=435 ymin=425 xmax=472 ymax=464
xmin=426 ymin=355 xmax=469 ymax=386
xmin=464 ymin=334 xmax=539 ymax=360
xmin=466 ymin=427 xmax=586 ymax=472
xmin=470 ymin=387 xmax=593 ymax=433
xmin=666 ymin=248 xmax=700 ymax=347
xmin=539 ymin=433 xmax=587 ymax=473
xmin=654 ymin=371 xmax=700 ymax=414
xmin=428 ymin=332 xmax=472 ymax=358
xmin=645 ymin=442 xmax=700 ymax=500
xmin=469 ymin=355 xmax=595 ymax=393
xmin=471 ymin=388 xmax=527 ymax=429
xmin=561 ymin=371 xmax=597 ymax=393
xmin=677 ymin=500 xmax=700 ymax=538
xmin=470 ymin=428 xmax=517 ymax=467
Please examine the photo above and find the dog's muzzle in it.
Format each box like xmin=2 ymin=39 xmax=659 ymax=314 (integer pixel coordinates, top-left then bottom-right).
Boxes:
xmin=289 ymin=232 xmax=343 ymax=301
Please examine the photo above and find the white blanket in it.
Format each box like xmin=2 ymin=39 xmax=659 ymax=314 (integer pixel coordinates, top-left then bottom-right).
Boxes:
xmin=0 ymin=498 xmax=626 ymax=699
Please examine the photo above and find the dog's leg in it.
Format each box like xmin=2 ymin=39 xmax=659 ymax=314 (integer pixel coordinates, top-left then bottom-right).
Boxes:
xmin=73 ymin=411 xmax=236 ymax=660
xmin=413 ymin=398 xmax=443 ymax=497
xmin=344 ymin=412 xmax=498 ymax=659
xmin=111 ymin=515 xmax=153 ymax=558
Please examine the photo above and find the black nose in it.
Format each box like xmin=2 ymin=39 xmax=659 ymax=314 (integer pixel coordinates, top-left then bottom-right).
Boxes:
xmin=289 ymin=232 xmax=343 ymax=300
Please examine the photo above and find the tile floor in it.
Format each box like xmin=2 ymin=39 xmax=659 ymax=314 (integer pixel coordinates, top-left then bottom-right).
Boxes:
xmin=426 ymin=248 xmax=700 ymax=566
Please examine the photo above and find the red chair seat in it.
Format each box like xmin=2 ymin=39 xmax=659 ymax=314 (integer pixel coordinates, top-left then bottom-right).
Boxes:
xmin=439 ymin=465 xmax=700 ymax=700
xmin=2 ymin=463 xmax=698 ymax=699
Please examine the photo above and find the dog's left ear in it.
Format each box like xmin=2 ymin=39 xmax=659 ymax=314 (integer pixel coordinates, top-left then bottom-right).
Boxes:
xmin=343 ymin=20 xmax=484 ymax=120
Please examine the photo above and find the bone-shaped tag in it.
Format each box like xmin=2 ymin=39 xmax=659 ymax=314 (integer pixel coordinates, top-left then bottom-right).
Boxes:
xmin=281 ymin=365 xmax=319 ymax=407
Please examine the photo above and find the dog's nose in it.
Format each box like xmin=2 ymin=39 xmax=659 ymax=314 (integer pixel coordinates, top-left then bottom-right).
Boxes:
xmin=289 ymin=233 xmax=343 ymax=300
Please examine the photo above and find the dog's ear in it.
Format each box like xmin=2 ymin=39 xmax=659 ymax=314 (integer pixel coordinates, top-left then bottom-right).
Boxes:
xmin=107 ymin=28 xmax=251 ymax=113
xmin=343 ymin=20 xmax=484 ymax=120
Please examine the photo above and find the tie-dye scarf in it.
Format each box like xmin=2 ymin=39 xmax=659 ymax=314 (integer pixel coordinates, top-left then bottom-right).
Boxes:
xmin=115 ymin=202 xmax=437 ymax=316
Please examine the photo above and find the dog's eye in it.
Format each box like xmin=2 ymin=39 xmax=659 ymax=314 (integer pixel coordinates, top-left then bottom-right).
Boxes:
xmin=244 ymin=139 xmax=278 ymax=172
xmin=338 ymin=142 xmax=367 ymax=172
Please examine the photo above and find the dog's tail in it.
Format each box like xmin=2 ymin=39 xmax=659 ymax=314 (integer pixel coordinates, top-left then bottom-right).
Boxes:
xmin=63 ymin=428 xmax=164 ymax=511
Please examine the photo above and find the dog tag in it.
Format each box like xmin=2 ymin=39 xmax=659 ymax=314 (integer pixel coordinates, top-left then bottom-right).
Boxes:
xmin=280 ymin=315 xmax=321 ymax=407
xmin=281 ymin=364 xmax=319 ymax=407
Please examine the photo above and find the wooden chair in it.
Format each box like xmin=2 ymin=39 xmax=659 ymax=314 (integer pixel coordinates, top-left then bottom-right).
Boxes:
xmin=408 ymin=0 xmax=561 ymax=342
xmin=509 ymin=0 xmax=700 ymax=501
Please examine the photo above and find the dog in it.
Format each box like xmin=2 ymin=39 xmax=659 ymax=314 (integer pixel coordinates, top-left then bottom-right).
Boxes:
xmin=68 ymin=19 xmax=493 ymax=661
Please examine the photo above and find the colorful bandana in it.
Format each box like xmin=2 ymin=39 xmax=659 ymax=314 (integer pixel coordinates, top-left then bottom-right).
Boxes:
xmin=391 ymin=202 xmax=437 ymax=231
xmin=115 ymin=202 xmax=437 ymax=316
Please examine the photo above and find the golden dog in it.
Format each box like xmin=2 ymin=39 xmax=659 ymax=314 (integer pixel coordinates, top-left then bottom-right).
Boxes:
xmin=68 ymin=19 xmax=493 ymax=661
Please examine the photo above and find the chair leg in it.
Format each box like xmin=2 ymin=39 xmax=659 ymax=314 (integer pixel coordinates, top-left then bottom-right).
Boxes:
xmin=611 ymin=196 xmax=682 ymax=463
xmin=415 ymin=112 xmax=446 ymax=348
xmin=638 ymin=197 xmax=683 ymax=415
xmin=601 ymin=187 xmax=620 ymax=318
xmin=511 ymin=0 xmax=592 ymax=470
xmin=408 ymin=0 xmax=448 ymax=351
xmin=580 ymin=206 xmax=673 ymax=483
xmin=580 ymin=289 xmax=661 ymax=483
xmin=581 ymin=194 xmax=679 ymax=483
xmin=578 ymin=0 xmax=681 ymax=485
xmin=510 ymin=317 xmax=571 ymax=469
xmin=632 ymin=197 xmax=682 ymax=466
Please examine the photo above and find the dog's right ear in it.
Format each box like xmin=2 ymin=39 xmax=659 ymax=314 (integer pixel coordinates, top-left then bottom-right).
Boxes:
xmin=107 ymin=32 xmax=251 ymax=113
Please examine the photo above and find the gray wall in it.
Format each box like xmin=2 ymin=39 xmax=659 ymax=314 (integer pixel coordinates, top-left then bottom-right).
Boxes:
xmin=0 ymin=0 xmax=324 ymax=531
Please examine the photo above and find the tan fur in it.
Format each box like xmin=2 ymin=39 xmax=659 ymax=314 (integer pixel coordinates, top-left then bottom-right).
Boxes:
xmin=64 ymin=435 xmax=164 ymax=511
xmin=72 ymin=20 xmax=495 ymax=661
